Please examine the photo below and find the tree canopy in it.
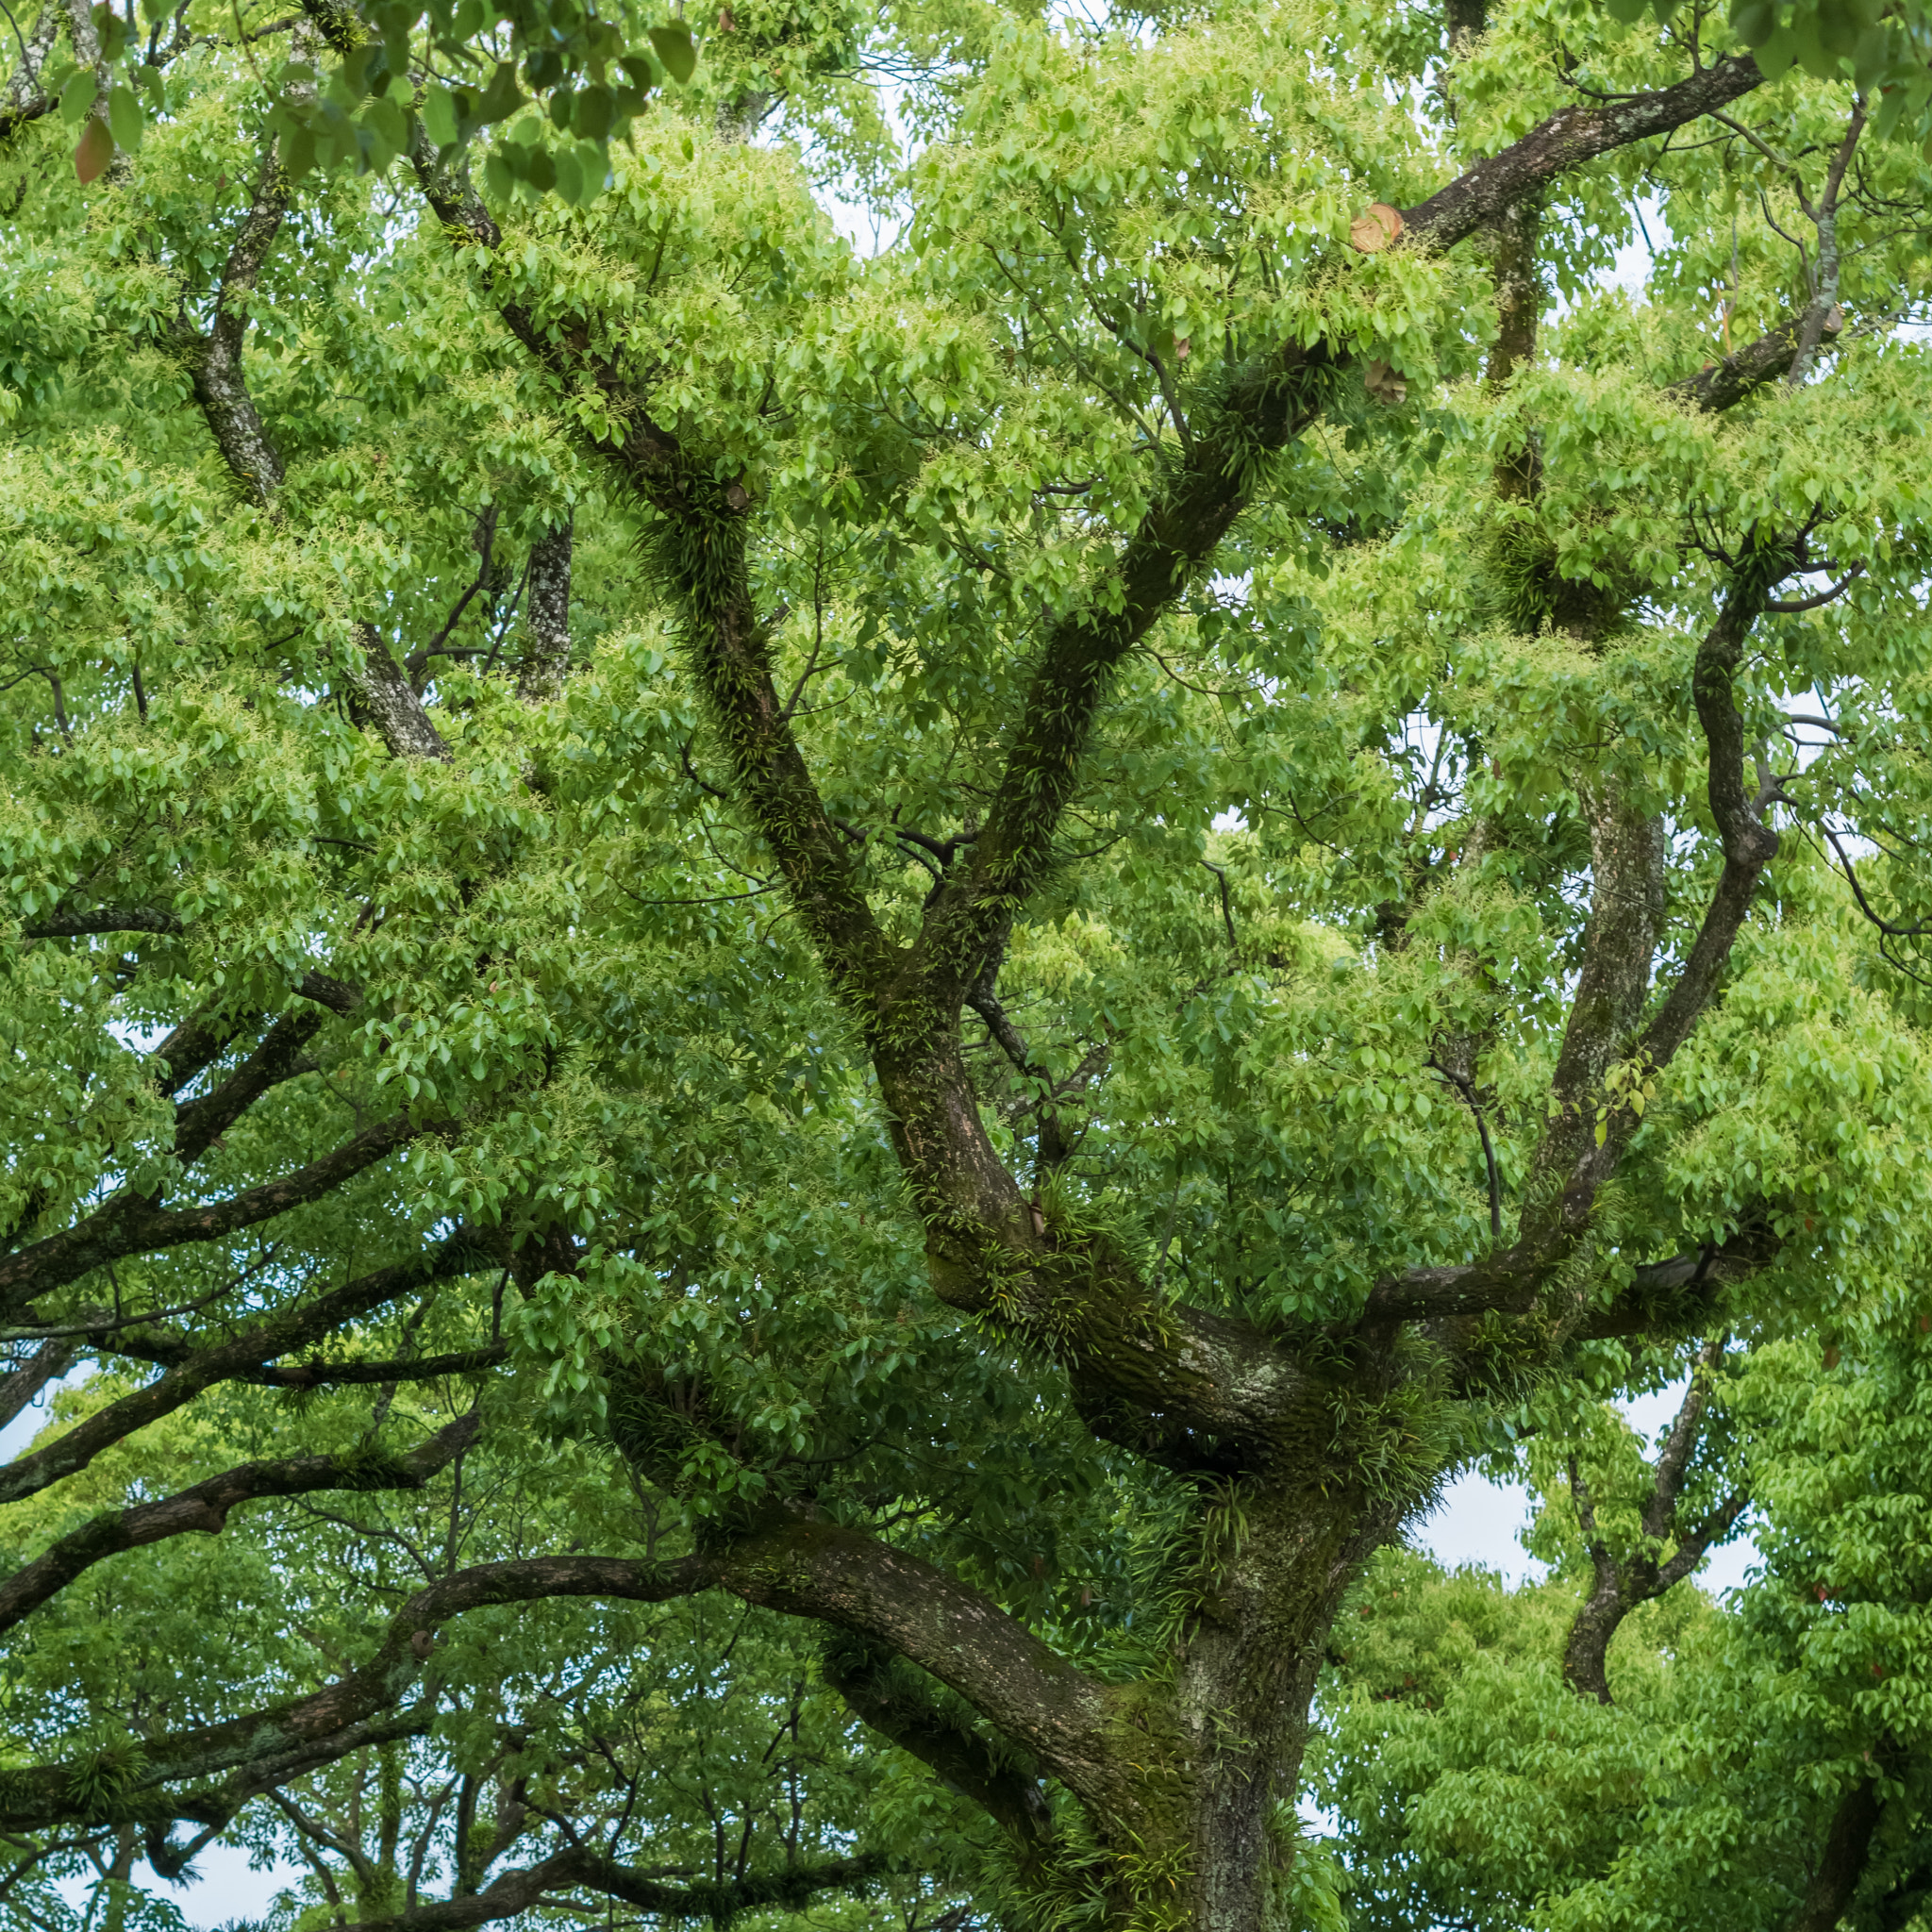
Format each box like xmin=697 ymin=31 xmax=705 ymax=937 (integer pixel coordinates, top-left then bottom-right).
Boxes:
xmin=4 ymin=0 xmax=1932 ymax=1924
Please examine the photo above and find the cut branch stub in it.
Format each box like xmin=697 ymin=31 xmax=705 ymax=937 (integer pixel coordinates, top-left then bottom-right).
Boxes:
xmin=1349 ymin=203 xmax=1405 ymax=254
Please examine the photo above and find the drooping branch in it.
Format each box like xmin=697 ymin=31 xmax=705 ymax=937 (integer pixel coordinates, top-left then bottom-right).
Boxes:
xmin=0 ymin=1232 xmax=488 ymax=1507
xmin=346 ymin=1848 xmax=889 ymax=1932
xmin=0 ymin=1554 xmax=708 ymax=1832
xmin=820 ymin=1632 xmax=1053 ymax=1849
xmin=714 ymin=1507 xmax=1122 ymax=1817
xmin=0 ymin=1412 xmax=481 ymax=1636
xmin=0 ymin=1110 xmax=432 ymax=1321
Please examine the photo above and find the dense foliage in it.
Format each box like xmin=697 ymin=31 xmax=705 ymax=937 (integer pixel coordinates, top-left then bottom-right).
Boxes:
xmin=3 ymin=0 xmax=1932 ymax=1924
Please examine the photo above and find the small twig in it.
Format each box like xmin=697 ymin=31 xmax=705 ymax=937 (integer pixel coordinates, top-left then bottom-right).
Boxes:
xmin=679 ymin=738 xmax=732 ymax=804
xmin=1427 ymin=1058 xmax=1504 ymax=1240
xmin=1200 ymin=860 xmax=1238 ymax=952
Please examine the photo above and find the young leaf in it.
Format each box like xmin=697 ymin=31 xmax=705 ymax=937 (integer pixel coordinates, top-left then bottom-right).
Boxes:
xmin=74 ymin=114 xmax=114 ymax=182
xmin=421 ymin=82 xmax=460 ymax=146
xmin=107 ymin=85 xmax=143 ymax=152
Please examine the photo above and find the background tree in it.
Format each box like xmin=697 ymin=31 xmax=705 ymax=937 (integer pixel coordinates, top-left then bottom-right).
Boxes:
xmin=3 ymin=0 xmax=1932 ymax=1925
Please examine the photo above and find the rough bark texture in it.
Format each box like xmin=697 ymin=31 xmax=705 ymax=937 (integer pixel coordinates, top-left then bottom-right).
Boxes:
xmin=516 ymin=518 xmax=574 ymax=702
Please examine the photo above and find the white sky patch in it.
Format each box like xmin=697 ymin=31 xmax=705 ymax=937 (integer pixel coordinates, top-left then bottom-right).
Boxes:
xmin=1416 ymin=1376 xmax=1762 ymax=1598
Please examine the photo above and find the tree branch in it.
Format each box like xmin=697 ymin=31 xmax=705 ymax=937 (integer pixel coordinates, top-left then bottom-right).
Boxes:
xmin=1640 ymin=568 xmax=1782 ymax=1070
xmin=0 ymin=1231 xmax=488 ymax=1507
xmin=0 ymin=1111 xmax=432 ymax=1321
xmin=0 ymin=1413 xmax=481 ymax=1636
xmin=1400 ymin=56 xmax=1765 ymax=253
xmin=347 ymin=1847 xmax=888 ymax=1931
xmin=0 ymin=1553 xmax=708 ymax=1831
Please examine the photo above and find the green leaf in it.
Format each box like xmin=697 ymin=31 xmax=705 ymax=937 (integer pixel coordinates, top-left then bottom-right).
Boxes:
xmin=475 ymin=59 xmax=523 ymax=125
xmin=553 ymin=145 xmax=583 ymax=203
xmin=573 ymin=83 xmax=614 ymax=140
xmin=1604 ymin=0 xmax=1649 ymax=25
xmin=58 ymin=71 xmax=97 ymax=129
xmin=92 ymin=3 xmax=127 ymax=61
xmin=1729 ymin=0 xmax=1775 ymax=37
xmin=107 ymin=85 xmax=142 ymax=152
xmin=648 ymin=22 xmax=697 ymax=84
xmin=421 ymin=81 xmax=459 ymax=145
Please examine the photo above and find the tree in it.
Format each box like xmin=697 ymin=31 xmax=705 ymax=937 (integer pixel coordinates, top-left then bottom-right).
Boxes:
xmin=3 ymin=0 xmax=1932 ymax=1923
xmin=1314 ymin=1317 xmax=1932 ymax=1932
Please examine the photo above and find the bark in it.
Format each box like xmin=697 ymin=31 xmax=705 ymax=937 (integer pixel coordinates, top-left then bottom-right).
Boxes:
xmin=1787 ymin=1779 xmax=1882 ymax=1932
xmin=352 ymin=621 xmax=455 ymax=761
xmin=179 ymin=137 xmax=291 ymax=503
xmin=515 ymin=518 xmax=573 ymax=703
xmin=0 ymin=1 xmax=59 ymax=132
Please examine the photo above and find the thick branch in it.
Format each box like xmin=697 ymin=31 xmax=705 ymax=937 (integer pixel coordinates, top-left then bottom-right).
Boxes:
xmin=0 ymin=1334 xmax=76 ymax=1434
xmin=1669 ymin=309 xmax=1843 ymax=413
xmin=1786 ymin=1779 xmax=1882 ymax=1932
xmin=1640 ymin=571 xmax=1780 ymax=1069
xmin=717 ymin=1508 xmax=1119 ymax=1816
xmin=1561 ymin=1338 xmax=1741 ymax=1700
xmin=179 ymin=133 xmax=291 ymax=503
xmin=516 ymin=518 xmax=573 ymax=703
xmin=1400 ymin=57 xmax=1765 ymax=253
xmin=821 ymin=1633 xmax=1053 ymax=1848
xmin=0 ymin=1413 xmax=480 ymax=1635
xmin=20 ymin=908 xmax=186 ymax=940
xmin=102 ymin=1338 xmax=508 ymax=1387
